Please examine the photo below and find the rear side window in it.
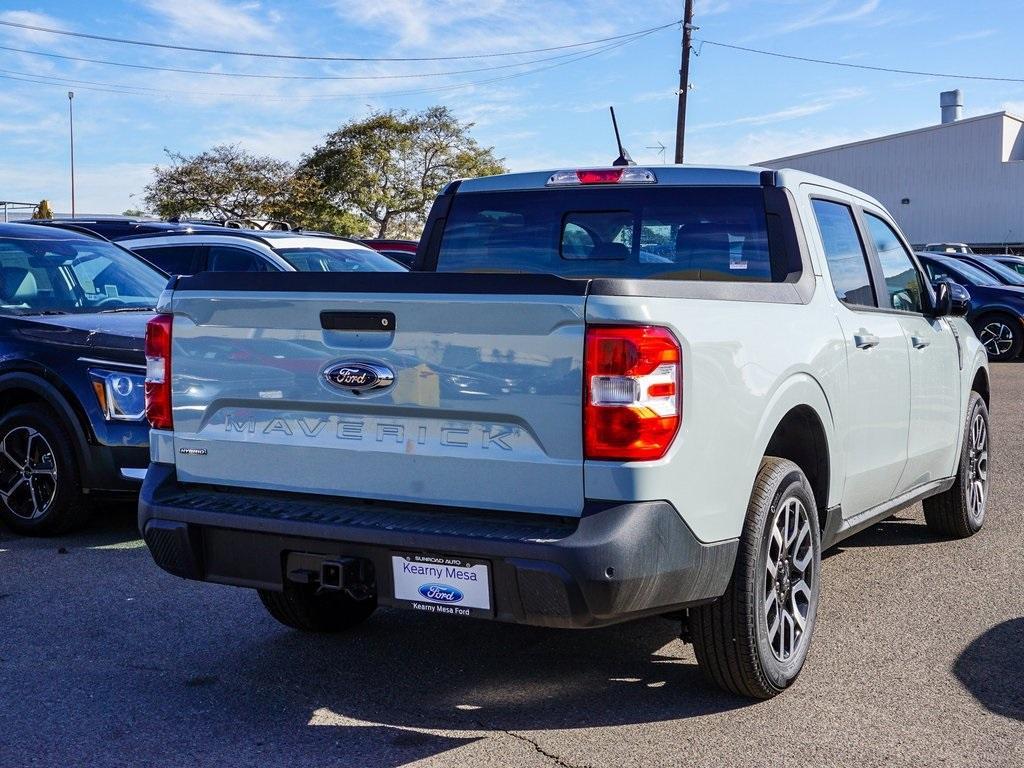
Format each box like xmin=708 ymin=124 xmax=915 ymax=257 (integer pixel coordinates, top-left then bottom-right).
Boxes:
xmin=812 ymin=200 xmax=875 ymax=307
xmin=436 ymin=186 xmax=797 ymax=282
xmin=133 ymin=245 xmax=198 ymax=275
xmin=206 ymin=246 xmax=273 ymax=272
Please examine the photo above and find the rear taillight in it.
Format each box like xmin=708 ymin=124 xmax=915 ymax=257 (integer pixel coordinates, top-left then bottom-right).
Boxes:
xmin=145 ymin=314 xmax=173 ymax=430
xmin=584 ymin=325 xmax=680 ymax=461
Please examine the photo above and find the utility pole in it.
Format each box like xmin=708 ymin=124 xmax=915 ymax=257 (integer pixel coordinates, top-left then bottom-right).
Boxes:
xmin=68 ymin=91 xmax=76 ymax=217
xmin=674 ymin=0 xmax=695 ymax=164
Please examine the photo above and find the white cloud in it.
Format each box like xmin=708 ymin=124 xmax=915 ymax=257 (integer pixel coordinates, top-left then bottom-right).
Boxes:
xmin=141 ymin=0 xmax=278 ymax=43
xmin=211 ymin=126 xmax=328 ymax=161
xmin=691 ymin=88 xmax=866 ymax=132
xmin=0 ymin=10 xmax=67 ymax=44
xmin=689 ymin=128 xmax=882 ymax=166
xmin=943 ymin=29 xmax=996 ymax=44
xmin=0 ymin=162 xmax=153 ymax=215
xmin=762 ymin=0 xmax=882 ymax=36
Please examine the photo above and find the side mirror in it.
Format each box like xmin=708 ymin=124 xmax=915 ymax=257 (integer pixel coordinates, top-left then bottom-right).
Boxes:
xmin=932 ymin=278 xmax=970 ymax=317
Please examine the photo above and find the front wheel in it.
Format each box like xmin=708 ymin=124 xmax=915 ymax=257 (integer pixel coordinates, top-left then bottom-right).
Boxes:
xmin=0 ymin=404 xmax=90 ymax=536
xmin=690 ymin=457 xmax=822 ymax=699
xmin=973 ymin=314 xmax=1023 ymax=361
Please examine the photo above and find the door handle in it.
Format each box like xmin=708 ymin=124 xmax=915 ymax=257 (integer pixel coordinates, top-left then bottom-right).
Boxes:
xmin=911 ymin=335 xmax=931 ymax=349
xmin=854 ymin=333 xmax=880 ymax=350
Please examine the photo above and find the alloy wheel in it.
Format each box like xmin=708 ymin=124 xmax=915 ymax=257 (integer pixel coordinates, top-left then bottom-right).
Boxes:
xmin=0 ymin=426 xmax=58 ymax=520
xmin=764 ymin=497 xmax=816 ymax=662
xmin=966 ymin=411 xmax=988 ymax=523
xmin=978 ymin=321 xmax=1015 ymax=357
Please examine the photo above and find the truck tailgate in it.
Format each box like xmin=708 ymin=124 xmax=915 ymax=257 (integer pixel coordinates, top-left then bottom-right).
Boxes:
xmin=167 ymin=273 xmax=587 ymax=516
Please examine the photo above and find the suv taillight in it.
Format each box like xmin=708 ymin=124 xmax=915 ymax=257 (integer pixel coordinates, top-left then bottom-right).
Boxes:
xmin=145 ymin=314 xmax=173 ymax=430
xmin=584 ymin=325 xmax=680 ymax=461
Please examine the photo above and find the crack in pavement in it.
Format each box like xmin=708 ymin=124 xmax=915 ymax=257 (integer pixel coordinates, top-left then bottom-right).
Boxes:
xmin=498 ymin=727 xmax=593 ymax=768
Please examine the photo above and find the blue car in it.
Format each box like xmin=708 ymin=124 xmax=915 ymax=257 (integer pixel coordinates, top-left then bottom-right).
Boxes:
xmin=0 ymin=223 xmax=166 ymax=534
xmin=943 ymin=253 xmax=1024 ymax=288
xmin=918 ymin=252 xmax=1024 ymax=361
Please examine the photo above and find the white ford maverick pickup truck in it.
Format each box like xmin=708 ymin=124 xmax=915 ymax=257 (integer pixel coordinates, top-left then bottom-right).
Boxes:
xmin=140 ymin=166 xmax=990 ymax=699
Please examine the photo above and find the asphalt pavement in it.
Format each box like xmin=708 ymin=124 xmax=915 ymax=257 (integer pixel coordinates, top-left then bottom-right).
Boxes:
xmin=2 ymin=366 xmax=1023 ymax=767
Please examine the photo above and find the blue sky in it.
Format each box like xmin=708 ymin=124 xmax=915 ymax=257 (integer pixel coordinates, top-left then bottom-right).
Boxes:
xmin=0 ymin=0 xmax=1022 ymax=214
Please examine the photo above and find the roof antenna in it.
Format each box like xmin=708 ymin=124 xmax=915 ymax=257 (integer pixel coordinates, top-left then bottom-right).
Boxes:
xmin=609 ymin=106 xmax=634 ymax=166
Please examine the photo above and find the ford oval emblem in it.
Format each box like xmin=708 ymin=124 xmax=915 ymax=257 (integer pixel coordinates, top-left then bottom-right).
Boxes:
xmin=323 ymin=361 xmax=395 ymax=393
xmin=418 ymin=583 xmax=464 ymax=603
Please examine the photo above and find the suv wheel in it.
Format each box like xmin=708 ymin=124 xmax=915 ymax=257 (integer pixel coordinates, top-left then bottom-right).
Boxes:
xmin=0 ymin=404 xmax=90 ymax=536
xmin=973 ymin=314 xmax=1022 ymax=361
xmin=923 ymin=391 xmax=989 ymax=538
xmin=258 ymin=583 xmax=377 ymax=632
xmin=690 ymin=457 xmax=822 ymax=699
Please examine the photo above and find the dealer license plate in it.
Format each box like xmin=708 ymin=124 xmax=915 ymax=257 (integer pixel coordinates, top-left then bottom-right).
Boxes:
xmin=391 ymin=553 xmax=492 ymax=617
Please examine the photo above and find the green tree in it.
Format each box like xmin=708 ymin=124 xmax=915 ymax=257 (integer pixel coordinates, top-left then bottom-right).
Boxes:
xmin=143 ymin=145 xmax=360 ymax=234
xmin=301 ymin=106 xmax=506 ymax=239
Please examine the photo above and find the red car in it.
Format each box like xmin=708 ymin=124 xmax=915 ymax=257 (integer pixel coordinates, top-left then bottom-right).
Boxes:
xmin=361 ymin=239 xmax=419 ymax=268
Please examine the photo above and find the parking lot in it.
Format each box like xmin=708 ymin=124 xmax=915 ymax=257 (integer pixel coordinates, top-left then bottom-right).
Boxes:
xmin=0 ymin=367 xmax=1020 ymax=768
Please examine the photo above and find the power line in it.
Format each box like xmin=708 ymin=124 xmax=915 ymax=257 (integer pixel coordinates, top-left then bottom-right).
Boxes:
xmin=700 ymin=39 xmax=1024 ymax=84
xmin=0 ymin=38 xmax=639 ymax=81
xmin=0 ymin=17 xmax=680 ymax=62
xmin=0 ymin=29 xmax=660 ymax=101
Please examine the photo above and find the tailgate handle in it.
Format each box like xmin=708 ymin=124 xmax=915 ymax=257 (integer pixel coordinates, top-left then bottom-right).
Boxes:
xmin=320 ymin=311 xmax=395 ymax=332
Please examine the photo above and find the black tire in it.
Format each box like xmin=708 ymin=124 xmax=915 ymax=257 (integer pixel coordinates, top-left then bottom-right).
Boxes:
xmin=258 ymin=583 xmax=377 ymax=632
xmin=972 ymin=313 xmax=1023 ymax=362
xmin=0 ymin=403 xmax=90 ymax=536
xmin=690 ymin=457 xmax=822 ymax=699
xmin=923 ymin=392 xmax=989 ymax=538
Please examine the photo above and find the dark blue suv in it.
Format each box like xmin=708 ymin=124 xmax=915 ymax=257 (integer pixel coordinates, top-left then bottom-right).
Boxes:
xmin=918 ymin=252 xmax=1024 ymax=361
xmin=0 ymin=223 xmax=166 ymax=535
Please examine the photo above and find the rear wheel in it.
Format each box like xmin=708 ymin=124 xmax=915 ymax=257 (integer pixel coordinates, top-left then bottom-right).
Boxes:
xmin=923 ymin=392 xmax=989 ymax=538
xmin=0 ymin=404 xmax=90 ymax=536
xmin=258 ymin=583 xmax=377 ymax=632
xmin=973 ymin=314 xmax=1022 ymax=361
xmin=690 ymin=457 xmax=821 ymax=699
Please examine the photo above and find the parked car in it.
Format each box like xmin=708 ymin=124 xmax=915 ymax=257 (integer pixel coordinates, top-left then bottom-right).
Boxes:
xmin=24 ymin=216 xmax=227 ymax=241
xmin=923 ymin=242 xmax=974 ymax=254
xmin=941 ymin=253 xmax=1024 ymax=287
xmin=989 ymin=254 xmax=1024 ymax=277
xmin=917 ymin=252 xmax=1024 ymax=360
xmin=361 ymin=238 xmax=419 ymax=269
xmin=0 ymin=223 xmax=167 ymax=534
xmin=139 ymin=166 xmax=989 ymax=700
xmin=115 ymin=230 xmax=406 ymax=276
xmin=28 ymin=218 xmax=406 ymax=277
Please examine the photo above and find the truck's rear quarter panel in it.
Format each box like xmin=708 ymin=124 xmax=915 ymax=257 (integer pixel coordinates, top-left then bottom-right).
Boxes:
xmin=585 ymin=292 xmax=843 ymax=543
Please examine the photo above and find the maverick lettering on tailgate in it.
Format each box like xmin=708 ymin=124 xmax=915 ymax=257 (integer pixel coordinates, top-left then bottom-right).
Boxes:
xmin=222 ymin=412 xmax=518 ymax=451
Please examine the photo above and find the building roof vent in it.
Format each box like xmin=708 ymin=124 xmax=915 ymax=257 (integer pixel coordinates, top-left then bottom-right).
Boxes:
xmin=941 ymin=89 xmax=963 ymax=124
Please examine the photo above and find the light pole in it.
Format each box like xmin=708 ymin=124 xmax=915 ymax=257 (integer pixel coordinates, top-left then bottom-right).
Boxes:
xmin=68 ymin=91 xmax=75 ymax=217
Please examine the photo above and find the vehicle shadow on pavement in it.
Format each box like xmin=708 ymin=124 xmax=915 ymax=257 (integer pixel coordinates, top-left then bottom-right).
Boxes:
xmin=0 ymin=499 xmax=140 ymax=551
xmin=953 ymin=618 xmax=1024 ymax=721
xmin=224 ymin=609 xmax=751 ymax=736
xmin=828 ymin=512 xmax=942 ymax=549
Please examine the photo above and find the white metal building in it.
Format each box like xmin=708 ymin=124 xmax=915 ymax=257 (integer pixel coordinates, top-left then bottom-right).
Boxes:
xmin=758 ymin=92 xmax=1024 ymax=252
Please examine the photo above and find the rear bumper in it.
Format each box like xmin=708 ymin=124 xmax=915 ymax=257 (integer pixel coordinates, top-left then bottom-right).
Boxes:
xmin=138 ymin=463 xmax=737 ymax=629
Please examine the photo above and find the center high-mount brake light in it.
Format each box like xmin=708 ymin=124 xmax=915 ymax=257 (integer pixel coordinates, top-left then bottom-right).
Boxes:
xmin=584 ymin=325 xmax=680 ymax=461
xmin=145 ymin=314 xmax=173 ymax=430
xmin=546 ymin=168 xmax=657 ymax=186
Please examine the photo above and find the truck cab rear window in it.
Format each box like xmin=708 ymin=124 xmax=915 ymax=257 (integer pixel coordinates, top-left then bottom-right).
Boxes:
xmin=436 ymin=186 xmax=796 ymax=282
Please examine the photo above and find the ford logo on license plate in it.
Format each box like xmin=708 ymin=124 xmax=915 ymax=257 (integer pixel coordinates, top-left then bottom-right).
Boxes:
xmin=418 ymin=583 xmax=464 ymax=603
xmin=324 ymin=361 xmax=395 ymax=393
